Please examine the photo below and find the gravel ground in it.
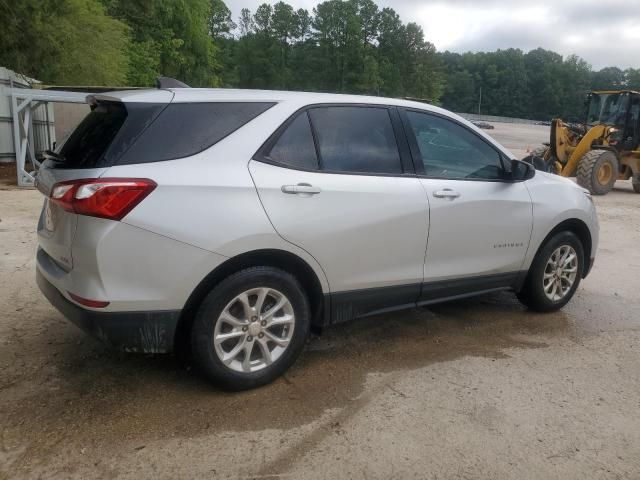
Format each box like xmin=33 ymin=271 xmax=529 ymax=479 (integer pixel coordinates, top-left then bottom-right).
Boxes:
xmin=1 ymin=123 xmax=639 ymax=479
xmin=486 ymin=122 xmax=550 ymax=159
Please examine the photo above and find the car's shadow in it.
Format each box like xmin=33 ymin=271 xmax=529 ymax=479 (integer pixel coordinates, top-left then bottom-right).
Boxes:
xmin=3 ymin=290 xmax=573 ymax=455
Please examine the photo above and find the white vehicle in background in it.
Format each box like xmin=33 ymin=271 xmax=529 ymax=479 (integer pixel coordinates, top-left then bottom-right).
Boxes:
xmin=35 ymin=83 xmax=599 ymax=389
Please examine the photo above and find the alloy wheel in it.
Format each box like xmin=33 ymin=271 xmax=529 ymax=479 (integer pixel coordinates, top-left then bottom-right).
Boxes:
xmin=213 ymin=288 xmax=295 ymax=373
xmin=543 ymin=245 xmax=578 ymax=302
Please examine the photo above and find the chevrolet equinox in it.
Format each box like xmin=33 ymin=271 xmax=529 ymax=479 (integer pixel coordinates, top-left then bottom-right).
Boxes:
xmin=35 ymin=88 xmax=599 ymax=389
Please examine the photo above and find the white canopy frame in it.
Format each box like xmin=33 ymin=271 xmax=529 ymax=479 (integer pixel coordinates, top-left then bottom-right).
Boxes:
xmin=6 ymin=88 xmax=87 ymax=186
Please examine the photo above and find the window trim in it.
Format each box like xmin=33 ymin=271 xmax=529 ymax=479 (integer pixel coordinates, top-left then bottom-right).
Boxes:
xmin=254 ymin=103 xmax=417 ymax=177
xmin=399 ymin=107 xmax=512 ymax=183
xmin=264 ymin=110 xmax=321 ymax=170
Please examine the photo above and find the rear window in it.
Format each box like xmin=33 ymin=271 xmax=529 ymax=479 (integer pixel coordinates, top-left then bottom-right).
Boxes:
xmin=57 ymin=102 xmax=157 ymax=169
xmin=55 ymin=101 xmax=274 ymax=169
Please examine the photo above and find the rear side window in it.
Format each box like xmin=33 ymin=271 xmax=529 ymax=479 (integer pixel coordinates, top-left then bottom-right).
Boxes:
xmin=55 ymin=101 xmax=274 ymax=169
xmin=308 ymin=106 xmax=402 ymax=174
xmin=58 ymin=102 xmax=163 ymax=169
xmin=266 ymin=112 xmax=319 ymax=170
xmin=119 ymin=102 xmax=274 ymax=165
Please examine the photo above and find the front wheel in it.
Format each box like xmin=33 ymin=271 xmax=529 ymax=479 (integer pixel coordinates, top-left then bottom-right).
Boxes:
xmin=191 ymin=266 xmax=311 ymax=390
xmin=576 ymin=150 xmax=618 ymax=195
xmin=517 ymin=231 xmax=584 ymax=312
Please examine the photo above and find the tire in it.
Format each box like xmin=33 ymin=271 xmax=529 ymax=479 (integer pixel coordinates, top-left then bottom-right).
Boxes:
xmin=576 ymin=150 xmax=618 ymax=195
xmin=530 ymin=146 xmax=549 ymax=158
xmin=517 ymin=231 xmax=584 ymax=312
xmin=633 ymin=176 xmax=640 ymax=194
xmin=191 ymin=266 xmax=311 ymax=390
xmin=523 ymin=146 xmax=554 ymax=172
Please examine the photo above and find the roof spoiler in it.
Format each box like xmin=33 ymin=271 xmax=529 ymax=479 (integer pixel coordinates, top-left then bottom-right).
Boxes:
xmin=156 ymin=77 xmax=190 ymax=89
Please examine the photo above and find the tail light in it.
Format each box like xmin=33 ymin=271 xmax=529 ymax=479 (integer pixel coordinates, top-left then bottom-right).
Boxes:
xmin=68 ymin=292 xmax=110 ymax=308
xmin=50 ymin=178 xmax=156 ymax=221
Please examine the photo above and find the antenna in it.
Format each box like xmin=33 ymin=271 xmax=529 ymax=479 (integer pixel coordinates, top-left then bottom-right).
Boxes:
xmin=155 ymin=77 xmax=190 ymax=89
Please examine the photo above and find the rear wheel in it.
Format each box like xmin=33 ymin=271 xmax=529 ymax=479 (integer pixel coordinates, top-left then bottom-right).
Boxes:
xmin=517 ymin=231 xmax=584 ymax=312
xmin=576 ymin=150 xmax=618 ymax=195
xmin=191 ymin=266 xmax=311 ymax=390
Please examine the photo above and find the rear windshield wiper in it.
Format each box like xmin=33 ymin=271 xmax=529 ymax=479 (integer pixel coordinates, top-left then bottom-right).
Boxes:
xmin=43 ymin=150 xmax=66 ymax=163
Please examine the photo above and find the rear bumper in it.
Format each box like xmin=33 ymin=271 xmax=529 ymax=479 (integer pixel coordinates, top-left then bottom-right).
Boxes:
xmin=37 ymin=269 xmax=180 ymax=353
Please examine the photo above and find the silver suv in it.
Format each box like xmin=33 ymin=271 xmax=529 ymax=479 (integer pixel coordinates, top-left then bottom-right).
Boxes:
xmin=35 ymin=87 xmax=599 ymax=389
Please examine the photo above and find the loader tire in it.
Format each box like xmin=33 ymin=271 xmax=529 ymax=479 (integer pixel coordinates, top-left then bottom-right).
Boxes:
xmin=530 ymin=146 xmax=549 ymax=158
xmin=576 ymin=150 xmax=618 ymax=195
xmin=523 ymin=146 xmax=554 ymax=172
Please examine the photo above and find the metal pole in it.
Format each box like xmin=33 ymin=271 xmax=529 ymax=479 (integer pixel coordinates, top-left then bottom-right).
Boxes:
xmin=478 ymin=86 xmax=482 ymax=116
xmin=11 ymin=95 xmax=25 ymax=185
xmin=44 ymin=101 xmax=52 ymax=150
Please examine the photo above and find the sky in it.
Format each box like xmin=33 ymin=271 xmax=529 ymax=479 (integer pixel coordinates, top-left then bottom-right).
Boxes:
xmin=225 ymin=0 xmax=640 ymax=70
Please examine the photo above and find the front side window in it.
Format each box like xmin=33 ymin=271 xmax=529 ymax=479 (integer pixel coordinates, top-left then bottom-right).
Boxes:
xmin=405 ymin=110 xmax=504 ymax=180
xmin=308 ymin=106 xmax=403 ymax=174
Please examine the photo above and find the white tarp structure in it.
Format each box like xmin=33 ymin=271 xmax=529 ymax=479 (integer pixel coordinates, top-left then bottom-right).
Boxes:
xmin=0 ymin=67 xmax=86 ymax=187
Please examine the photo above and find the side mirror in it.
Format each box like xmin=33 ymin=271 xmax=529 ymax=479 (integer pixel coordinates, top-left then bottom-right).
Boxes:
xmin=508 ymin=159 xmax=535 ymax=181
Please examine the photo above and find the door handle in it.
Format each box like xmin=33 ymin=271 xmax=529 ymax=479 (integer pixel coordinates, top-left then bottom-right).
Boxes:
xmin=433 ymin=188 xmax=460 ymax=199
xmin=281 ymin=183 xmax=321 ymax=195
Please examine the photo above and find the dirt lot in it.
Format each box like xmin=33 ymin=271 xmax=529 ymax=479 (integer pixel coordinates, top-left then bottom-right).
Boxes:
xmin=1 ymin=124 xmax=640 ymax=479
xmin=485 ymin=122 xmax=549 ymax=159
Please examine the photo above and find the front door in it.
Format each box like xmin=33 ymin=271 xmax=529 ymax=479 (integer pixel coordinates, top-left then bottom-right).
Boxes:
xmin=401 ymin=109 xmax=533 ymax=301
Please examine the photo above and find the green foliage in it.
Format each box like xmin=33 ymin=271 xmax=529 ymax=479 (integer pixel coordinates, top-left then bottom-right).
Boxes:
xmin=102 ymin=0 xmax=218 ymax=87
xmin=209 ymin=0 xmax=236 ymax=39
xmin=1 ymin=0 xmax=638 ymax=118
xmin=221 ymin=1 xmax=443 ymax=99
xmin=440 ymin=48 xmax=638 ymax=120
xmin=0 ymin=0 xmax=129 ymax=85
xmin=627 ymin=69 xmax=640 ymax=90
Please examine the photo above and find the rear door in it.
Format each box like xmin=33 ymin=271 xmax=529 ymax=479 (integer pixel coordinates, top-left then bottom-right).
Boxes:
xmin=250 ymin=105 xmax=429 ymax=318
xmin=401 ymin=108 xmax=533 ymax=300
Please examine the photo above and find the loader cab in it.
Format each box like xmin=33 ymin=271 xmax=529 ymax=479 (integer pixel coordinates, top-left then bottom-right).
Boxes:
xmin=628 ymin=94 xmax=640 ymax=150
xmin=586 ymin=90 xmax=640 ymax=151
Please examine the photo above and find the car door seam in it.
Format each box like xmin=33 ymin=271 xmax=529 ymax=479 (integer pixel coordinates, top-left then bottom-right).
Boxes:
xmin=520 ymin=181 xmax=536 ymax=272
xmin=246 ymin=161 xmax=332 ymax=293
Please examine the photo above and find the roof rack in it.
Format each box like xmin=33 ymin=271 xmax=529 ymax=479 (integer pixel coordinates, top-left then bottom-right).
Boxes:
xmin=156 ymin=77 xmax=190 ymax=89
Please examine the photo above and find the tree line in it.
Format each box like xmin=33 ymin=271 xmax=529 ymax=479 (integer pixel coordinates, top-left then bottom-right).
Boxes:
xmin=1 ymin=0 xmax=639 ymax=121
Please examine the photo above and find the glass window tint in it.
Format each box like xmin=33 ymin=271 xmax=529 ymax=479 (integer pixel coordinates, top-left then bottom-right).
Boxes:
xmin=308 ymin=107 xmax=402 ymax=174
xmin=55 ymin=102 xmax=274 ymax=168
xmin=267 ymin=112 xmax=319 ymax=170
xmin=118 ymin=102 xmax=275 ymax=165
xmin=406 ymin=111 xmax=503 ymax=180
xmin=57 ymin=102 xmax=132 ymax=169
xmin=102 ymin=103 xmax=167 ymax=165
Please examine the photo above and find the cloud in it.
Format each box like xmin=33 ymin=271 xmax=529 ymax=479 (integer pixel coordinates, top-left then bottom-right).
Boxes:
xmin=224 ymin=0 xmax=640 ymax=69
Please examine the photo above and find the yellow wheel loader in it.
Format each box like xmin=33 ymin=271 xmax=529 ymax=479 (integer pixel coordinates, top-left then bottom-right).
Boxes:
xmin=526 ymin=90 xmax=640 ymax=195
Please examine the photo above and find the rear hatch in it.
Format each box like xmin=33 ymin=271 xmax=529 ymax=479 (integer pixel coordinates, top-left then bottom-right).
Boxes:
xmin=36 ymin=93 xmax=172 ymax=270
